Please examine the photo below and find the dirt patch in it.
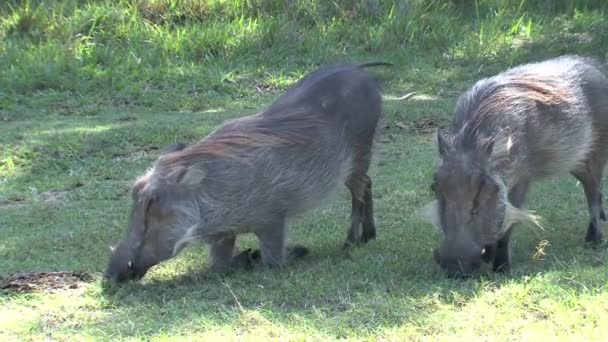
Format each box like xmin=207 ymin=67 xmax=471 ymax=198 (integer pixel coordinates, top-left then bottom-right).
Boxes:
xmin=40 ymin=190 xmax=69 ymax=203
xmin=118 ymin=115 xmax=138 ymax=122
xmin=393 ymin=117 xmax=443 ymax=134
xmin=1 ymin=271 xmax=94 ymax=293
xmin=0 ymin=198 xmax=27 ymax=209
xmin=0 ymin=190 xmax=72 ymax=209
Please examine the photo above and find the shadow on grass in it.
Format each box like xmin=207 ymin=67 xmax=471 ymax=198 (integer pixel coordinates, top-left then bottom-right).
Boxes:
xmin=0 ymin=107 xmax=246 ymax=273
xmin=0 ymin=108 xmax=248 ymax=200
xmin=2 ymin=43 xmax=608 ymax=336
xmin=83 ymin=129 xmax=608 ymax=337
xmin=90 ymin=229 xmax=607 ymax=338
xmin=2 ymin=124 xmax=607 ymax=338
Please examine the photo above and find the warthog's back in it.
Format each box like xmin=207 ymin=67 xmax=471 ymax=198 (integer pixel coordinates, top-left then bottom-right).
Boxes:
xmin=452 ymin=55 xmax=608 ymax=182
xmin=197 ymin=115 xmax=354 ymax=222
xmin=268 ymin=63 xmax=383 ymax=138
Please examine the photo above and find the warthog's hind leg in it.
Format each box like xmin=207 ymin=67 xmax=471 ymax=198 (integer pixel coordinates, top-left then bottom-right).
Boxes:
xmin=572 ymin=157 xmax=607 ymax=246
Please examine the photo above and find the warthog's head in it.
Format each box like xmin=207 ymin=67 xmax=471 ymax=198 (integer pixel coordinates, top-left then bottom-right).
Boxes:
xmin=424 ymin=130 xmax=536 ymax=278
xmin=105 ymin=143 xmax=206 ymax=283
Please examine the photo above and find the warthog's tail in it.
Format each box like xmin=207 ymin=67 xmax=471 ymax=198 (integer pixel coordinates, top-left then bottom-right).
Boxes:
xmin=358 ymin=61 xmax=394 ymax=68
xmin=357 ymin=61 xmax=417 ymax=100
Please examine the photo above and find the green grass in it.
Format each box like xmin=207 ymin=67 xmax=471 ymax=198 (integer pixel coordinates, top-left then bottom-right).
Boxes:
xmin=1 ymin=0 xmax=608 ymax=340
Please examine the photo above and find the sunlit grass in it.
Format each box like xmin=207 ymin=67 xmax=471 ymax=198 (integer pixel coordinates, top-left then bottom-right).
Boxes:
xmin=2 ymin=103 xmax=608 ymax=339
xmin=1 ymin=0 xmax=606 ymax=114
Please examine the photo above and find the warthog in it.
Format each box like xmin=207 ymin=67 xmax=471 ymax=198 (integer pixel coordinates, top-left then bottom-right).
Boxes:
xmin=106 ymin=62 xmax=389 ymax=283
xmin=424 ymin=55 xmax=608 ymax=277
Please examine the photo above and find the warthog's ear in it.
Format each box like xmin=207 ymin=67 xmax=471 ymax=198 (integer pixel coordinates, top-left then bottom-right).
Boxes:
xmin=131 ymin=175 xmax=150 ymax=200
xmin=436 ymin=129 xmax=451 ymax=156
xmin=176 ymin=167 xmax=206 ymax=186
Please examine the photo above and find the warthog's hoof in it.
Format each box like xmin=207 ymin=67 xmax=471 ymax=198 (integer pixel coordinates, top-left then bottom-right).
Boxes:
xmin=236 ymin=246 xmax=308 ymax=268
xmin=342 ymin=227 xmax=377 ymax=250
xmin=231 ymin=248 xmax=262 ymax=269
xmin=361 ymin=226 xmax=377 ymax=244
xmin=288 ymin=245 xmax=309 ymax=259
xmin=584 ymin=222 xmax=604 ymax=248
xmin=583 ymin=238 xmax=605 ymax=249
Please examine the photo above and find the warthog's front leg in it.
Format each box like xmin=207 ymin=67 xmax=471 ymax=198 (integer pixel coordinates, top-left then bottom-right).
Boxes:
xmin=255 ymin=218 xmax=308 ymax=267
xmin=494 ymin=181 xmax=530 ymax=272
xmin=210 ymin=235 xmax=262 ymax=269
xmin=209 ymin=235 xmax=237 ymax=269
xmin=255 ymin=219 xmax=288 ymax=267
xmin=492 ymin=230 xmax=512 ymax=272
xmin=344 ymin=174 xmax=376 ymax=248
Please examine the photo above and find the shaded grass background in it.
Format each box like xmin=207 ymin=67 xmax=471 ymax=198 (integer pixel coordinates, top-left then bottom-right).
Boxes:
xmin=1 ymin=0 xmax=607 ymax=117
xmin=1 ymin=0 xmax=608 ymax=340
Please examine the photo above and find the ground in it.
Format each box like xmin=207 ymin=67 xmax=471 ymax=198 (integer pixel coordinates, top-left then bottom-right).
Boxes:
xmin=1 ymin=1 xmax=608 ymax=340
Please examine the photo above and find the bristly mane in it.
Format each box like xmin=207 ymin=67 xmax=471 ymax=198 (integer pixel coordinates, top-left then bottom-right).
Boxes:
xmin=158 ymin=108 xmax=326 ymax=168
xmin=453 ymin=72 xmax=571 ymax=150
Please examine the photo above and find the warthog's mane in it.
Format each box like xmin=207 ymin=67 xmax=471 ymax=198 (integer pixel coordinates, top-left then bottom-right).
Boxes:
xmin=454 ymin=72 xmax=571 ymax=153
xmin=158 ymin=108 xmax=326 ymax=169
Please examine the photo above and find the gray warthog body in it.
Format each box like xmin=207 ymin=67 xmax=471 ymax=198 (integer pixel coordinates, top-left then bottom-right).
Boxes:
xmin=106 ymin=63 xmax=385 ymax=282
xmin=425 ymin=55 xmax=608 ymax=277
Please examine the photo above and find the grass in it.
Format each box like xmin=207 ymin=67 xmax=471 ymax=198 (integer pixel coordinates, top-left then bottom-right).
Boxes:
xmin=1 ymin=0 xmax=608 ymax=340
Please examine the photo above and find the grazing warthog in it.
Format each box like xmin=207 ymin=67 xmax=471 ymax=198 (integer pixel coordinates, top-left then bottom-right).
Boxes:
xmin=106 ymin=62 xmax=388 ymax=283
xmin=423 ymin=55 xmax=608 ymax=277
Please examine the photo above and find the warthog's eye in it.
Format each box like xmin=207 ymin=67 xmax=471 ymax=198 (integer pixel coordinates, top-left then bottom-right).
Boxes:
xmin=471 ymin=207 xmax=478 ymax=216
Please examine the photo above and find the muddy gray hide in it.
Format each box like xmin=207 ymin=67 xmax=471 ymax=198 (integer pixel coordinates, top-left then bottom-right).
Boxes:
xmin=106 ymin=62 xmax=388 ymax=283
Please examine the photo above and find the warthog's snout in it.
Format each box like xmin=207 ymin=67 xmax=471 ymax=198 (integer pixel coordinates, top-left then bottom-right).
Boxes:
xmin=105 ymin=243 xmax=152 ymax=284
xmin=442 ymin=258 xmax=481 ymax=279
xmin=105 ymin=260 xmax=150 ymax=283
xmin=433 ymin=246 xmax=484 ymax=278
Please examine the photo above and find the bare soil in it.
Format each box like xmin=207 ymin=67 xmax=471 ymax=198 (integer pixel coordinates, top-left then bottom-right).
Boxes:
xmin=1 ymin=271 xmax=94 ymax=293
